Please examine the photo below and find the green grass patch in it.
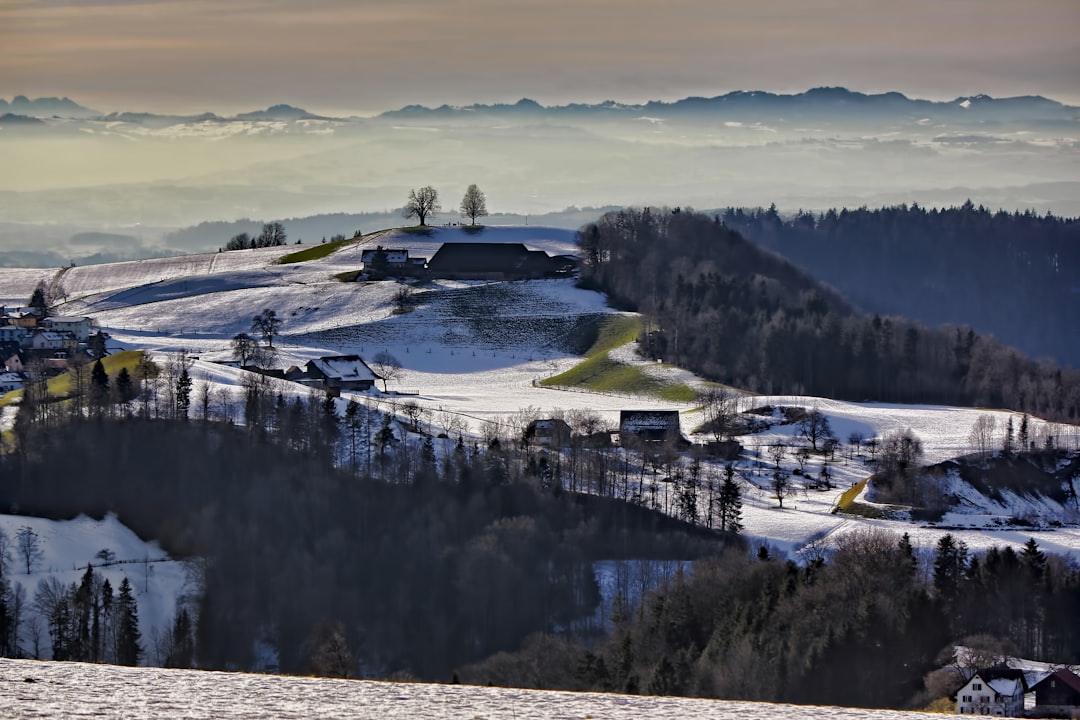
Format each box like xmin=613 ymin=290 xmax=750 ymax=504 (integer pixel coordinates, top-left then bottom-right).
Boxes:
xmin=461 ymin=225 xmax=485 ymax=235
xmin=0 ymin=350 xmax=148 ymax=408
xmin=276 ymin=236 xmax=357 ymax=265
xmin=333 ymin=270 xmax=362 ymax=282
xmin=839 ymin=501 xmax=892 ymax=519
xmin=585 ymin=314 xmax=641 ymax=356
xmin=541 ymin=315 xmax=693 ymax=400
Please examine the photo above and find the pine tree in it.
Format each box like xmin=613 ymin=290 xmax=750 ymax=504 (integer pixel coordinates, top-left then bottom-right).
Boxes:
xmin=175 ymin=367 xmax=192 ymax=420
xmin=716 ymin=464 xmax=743 ymax=533
xmin=932 ymin=534 xmax=968 ymax=614
xmin=115 ymin=367 xmax=135 ymax=405
xmin=90 ymin=360 xmax=109 ymax=413
xmin=116 ymin=577 xmax=141 ymax=666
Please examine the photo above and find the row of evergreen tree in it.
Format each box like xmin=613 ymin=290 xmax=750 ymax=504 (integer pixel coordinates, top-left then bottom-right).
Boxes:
xmin=577 ymin=208 xmax=1080 ymax=420
xmin=0 ymin=540 xmax=148 ymax=665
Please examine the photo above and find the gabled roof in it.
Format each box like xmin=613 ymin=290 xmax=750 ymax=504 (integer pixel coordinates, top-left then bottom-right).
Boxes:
xmin=44 ymin=316 xmax=89 ymax=324
xmin=975 ymin=666 xmax=1029 ymax=692
xmin=427 ymin=242 xmax=563 ymax=275
xmin=1031 ymin=668 xmax=1080 ymax=695
xmin=307 ymin=355 xmax=380 ymax=382
xmin=986 ymin=677 xmax=1023 ymax=697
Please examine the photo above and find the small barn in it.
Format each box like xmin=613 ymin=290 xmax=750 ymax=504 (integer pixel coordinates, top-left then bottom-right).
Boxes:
xmin=619 ymin=410 xmax=685 ymax=445
xmin=303 ymin=355 xmax=381 ymax=391
xmin=1031 ymin=668 xmax=1080 ymax=718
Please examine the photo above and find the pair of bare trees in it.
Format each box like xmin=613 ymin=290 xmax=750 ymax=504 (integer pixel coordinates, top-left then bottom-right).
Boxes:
xmin=403 ymin=184 xmax=488 ymax=226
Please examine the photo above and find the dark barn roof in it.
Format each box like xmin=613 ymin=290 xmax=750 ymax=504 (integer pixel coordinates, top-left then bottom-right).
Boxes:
xmin=426 ymin=242 xmax=571 ymax=278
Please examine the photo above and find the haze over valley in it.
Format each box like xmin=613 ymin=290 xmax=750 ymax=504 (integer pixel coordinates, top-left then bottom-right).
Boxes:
xmin=2 ymin=88 xmax=1078 ymax=267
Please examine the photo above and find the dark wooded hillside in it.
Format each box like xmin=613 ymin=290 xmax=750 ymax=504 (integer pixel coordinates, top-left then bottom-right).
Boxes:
xmin=578 ymin=208 xmax=1080 ymax=420
xmin=720 ymin=202 xmax=1080 ymax=366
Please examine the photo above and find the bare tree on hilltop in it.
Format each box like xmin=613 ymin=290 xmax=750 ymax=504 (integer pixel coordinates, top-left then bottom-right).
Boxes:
xmin=252 ymin=309 xmax=282 ymax=348
xmin=460 ymin=184 xmax=488 ymax=225
xmin=404 ymin=186 xmax=440 ymax=226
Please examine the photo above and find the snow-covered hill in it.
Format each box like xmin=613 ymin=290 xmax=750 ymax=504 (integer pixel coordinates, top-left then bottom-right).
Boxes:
xmin=0 ymin=513 xmax=193 ymax=663
xmin=1 ymin=227 xmax=1079 ymax=564
xmin=0 ymin=656 xmax=954 ymax=720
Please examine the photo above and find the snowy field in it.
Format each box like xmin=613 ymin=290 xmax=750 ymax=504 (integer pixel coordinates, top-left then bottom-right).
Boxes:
xmin=2 ymin=225 xmax=1079 ymax=563
xmin=0 ymin=657 xmax=951 ymax=720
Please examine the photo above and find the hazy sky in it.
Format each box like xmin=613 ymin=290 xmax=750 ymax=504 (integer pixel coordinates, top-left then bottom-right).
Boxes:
xmin=2 ymin=0 xmax=1079 ymax=114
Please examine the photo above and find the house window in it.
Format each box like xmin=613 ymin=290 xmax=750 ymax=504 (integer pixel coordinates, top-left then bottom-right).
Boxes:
xmin=972 ymin=683 xmax=982 ymax=690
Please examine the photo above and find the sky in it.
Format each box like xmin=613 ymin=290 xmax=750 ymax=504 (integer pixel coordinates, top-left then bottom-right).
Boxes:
xmin=2 ymin=0 xmax=1079 ymax=115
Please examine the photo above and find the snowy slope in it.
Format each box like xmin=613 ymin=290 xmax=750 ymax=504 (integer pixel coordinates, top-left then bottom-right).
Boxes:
xmin=1 ymin=227 xmax=1079 ymax=563
xmin=0 ymin=657 xmax=956 ymax=720
xmin=0 ymin=513 xmax=193 ymax=664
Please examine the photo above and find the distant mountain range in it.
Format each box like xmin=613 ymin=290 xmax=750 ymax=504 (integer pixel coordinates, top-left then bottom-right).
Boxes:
xmin=0 ymin=95 xmax=100 ymax=118
xmin=3 ymin=88 xmax=1077 ymax=125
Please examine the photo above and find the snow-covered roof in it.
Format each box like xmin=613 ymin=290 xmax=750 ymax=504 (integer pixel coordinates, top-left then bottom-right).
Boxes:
xmin=986 ymin=677 xmax=1023 ymax=697
xmin=620 ymin=410 xmax=680 ymax=431
xmin=360 ymin=249 xmax=409 ymax=264
xmin=307 ymin=355 xmax=379 ymax=382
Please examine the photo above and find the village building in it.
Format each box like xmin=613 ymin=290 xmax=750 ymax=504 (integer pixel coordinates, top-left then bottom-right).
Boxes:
xmin=0 ymin=324 xmax=29 ymax=344
xmin=525 ymin=418 xmax=573 ymax=449
xmin=28 ymin=330 xmax=75 ymax=353
xmin=0 ymin=371 xmax=25 ymax=394
xmin=1030 ymin=668 xmax=1080 ymax=718
xmin=5 ymin=309 xmax=40 ymax=330
xmin=956 ymin=666 xmax=1027 ymax=716
xmin=42 ymin=316 xmax=92 ymax=342
xmin=618 ymin=410 xmax=685 ymax=445
xmin=0 ymin=341 xmax=25 ymax=372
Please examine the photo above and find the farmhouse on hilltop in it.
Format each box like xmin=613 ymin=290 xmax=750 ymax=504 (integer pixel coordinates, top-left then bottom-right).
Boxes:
xmin=302 ymin=355 xmax=381 ymax=392
xmin=360 ymin=247 xmax=427 ymax=277
xmin=425 ymin=242 xmax=576 ymax=280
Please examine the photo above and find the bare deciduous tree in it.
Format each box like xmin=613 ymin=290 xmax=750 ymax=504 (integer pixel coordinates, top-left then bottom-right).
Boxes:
xmin=251 ymin=309 xmax=282 ymax=349
xmin=403 ymin=186 xmax=440 ymax=226
xmin=371 ymin=351 xmax=402 ymax=392
xmin=798 ymin=406 xmax=833 ymax=451
xmin=231 ymin=333 xmax=258 ymax=366
xmin=16 ymin=526 xmax=43 ymax=575
xmin=460 ymin=184 xmax=488 ymax=225
xmin=702 ymin=386 xmax=738 ymax=442
xmin=968 ymin=414 xmax=997 ymax=456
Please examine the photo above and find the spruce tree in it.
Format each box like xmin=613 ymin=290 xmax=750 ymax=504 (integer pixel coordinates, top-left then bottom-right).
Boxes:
xmin=717 ymin=464 xmax=743 ymax=533
xmin=175 ymin=367 xmax=192 ymax=420
xmin=90 ymin=360 xmax=109 ymax=413
xmin=116 ymin=577 xmax=141 ymax=666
